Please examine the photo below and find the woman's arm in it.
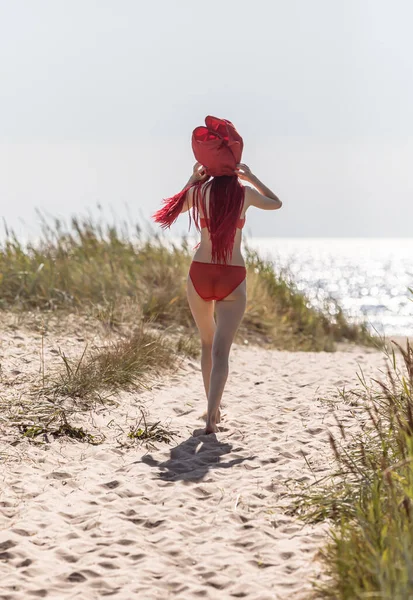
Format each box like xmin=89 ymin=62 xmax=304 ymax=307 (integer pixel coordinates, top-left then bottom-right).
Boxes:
xmin=180 ymin=162 xmax=210 ymax=214
xmin=153 ymin=163 xmax=208 ymax=227
xmin=235 ymin=164 xmax=282 ymax=210
xmin=179 ymin=175 xmax=198 ymax=214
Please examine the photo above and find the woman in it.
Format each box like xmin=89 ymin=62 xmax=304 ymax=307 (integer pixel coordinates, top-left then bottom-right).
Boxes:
xmin=153 ymin=116 xmax=282 ymax=434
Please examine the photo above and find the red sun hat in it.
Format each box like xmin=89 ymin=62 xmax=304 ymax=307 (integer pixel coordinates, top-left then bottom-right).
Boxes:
xmin=191 ymin=116 xmax=243 ymax=177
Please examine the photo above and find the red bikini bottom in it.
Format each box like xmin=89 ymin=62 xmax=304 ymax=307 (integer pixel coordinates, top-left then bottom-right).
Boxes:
xmin=189 ymin=261 xmax=247 ymax=301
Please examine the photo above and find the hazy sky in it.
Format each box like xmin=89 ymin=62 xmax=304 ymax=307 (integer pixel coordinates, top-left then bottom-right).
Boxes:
xmin=1 ymin=0 xmax=412 ymax=239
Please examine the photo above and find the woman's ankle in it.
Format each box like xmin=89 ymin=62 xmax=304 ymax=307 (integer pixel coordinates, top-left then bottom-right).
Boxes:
xmin=205 ymin=421 xmax=218 ymax=434
xmin=206 ymin=414 xmax=217 ymax=428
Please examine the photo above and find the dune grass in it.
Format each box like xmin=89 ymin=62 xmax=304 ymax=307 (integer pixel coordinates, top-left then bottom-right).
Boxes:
xmin=0 ymin=212 xmax=376 ymax=351
xmin=242 ymin=247 xmax=374 ymax=351
xmin=288 ymin=339 xmax=413 ymax=599
xmin=38 ymin=326 xmax=177 ymax=402
xmin=0 ymin=324 xmax=183 ymax=444
xmin=0 ymin=212 xmax=378 ymax=445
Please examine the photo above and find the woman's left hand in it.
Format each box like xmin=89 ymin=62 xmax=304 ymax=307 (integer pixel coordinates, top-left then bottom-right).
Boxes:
xmin=191 ymin=162 xmax=209 ymax=183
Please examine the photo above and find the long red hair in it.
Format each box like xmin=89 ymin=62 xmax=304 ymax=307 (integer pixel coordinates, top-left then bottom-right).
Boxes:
xmin=152 ymin=175 xmax=245 ymax=264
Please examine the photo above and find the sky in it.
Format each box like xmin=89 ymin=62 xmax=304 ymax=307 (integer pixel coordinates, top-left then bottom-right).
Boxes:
xmin=1 ymin=0 xmax=413 ymax=240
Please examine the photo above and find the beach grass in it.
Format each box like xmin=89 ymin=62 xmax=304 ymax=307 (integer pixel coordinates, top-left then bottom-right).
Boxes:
xmin=243 ymin=247 xmax=375 ymax=351
xmin=0 ymin=322 xmax=183 ymax=444
xmin=38 ymin=325 xmax=177 ymax=401
xmin=0 ymin=212 xmax=378 ymax=444
xmin=0 ymin=212 xmax=376 ymax=351
xmin=289 ymin=339 xmax=413 ymax=599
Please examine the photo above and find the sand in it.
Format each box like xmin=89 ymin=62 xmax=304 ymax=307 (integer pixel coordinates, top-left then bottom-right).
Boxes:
xmin=0 ymin=316 xmax=389 ymax=599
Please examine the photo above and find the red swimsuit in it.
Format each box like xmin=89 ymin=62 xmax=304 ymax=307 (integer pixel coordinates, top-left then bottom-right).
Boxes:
xmin=189 ymin=217 xmax=247 ymax=301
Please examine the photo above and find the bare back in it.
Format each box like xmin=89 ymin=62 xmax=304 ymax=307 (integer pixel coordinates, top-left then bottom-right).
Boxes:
xmin=192 ymin=181 xmax=248 ymax=267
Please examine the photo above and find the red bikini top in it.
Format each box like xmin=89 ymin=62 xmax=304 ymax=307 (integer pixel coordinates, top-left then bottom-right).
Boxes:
xmin=200 ymin=216 xmax=245 ymax=230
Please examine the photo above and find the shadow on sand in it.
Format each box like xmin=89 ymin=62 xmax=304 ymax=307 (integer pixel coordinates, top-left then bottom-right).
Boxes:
xmin=141 ymin=428 xmax=256 ymax=483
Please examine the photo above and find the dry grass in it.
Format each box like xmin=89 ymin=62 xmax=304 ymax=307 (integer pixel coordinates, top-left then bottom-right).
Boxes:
xmin=127 ymin=407 xmax=179 ymax=448
xmin=288 ymin=338 xmax=413 ymax=599
xmin=242 ymin=246 xmax=375 ymax=351
xmin=0 ymin=211 xmax=379 ymax=446
xmin=38 ymin=326 xmax=176 ymax=402
xmin=0 ymin=324 xmax=180 ymax=444
xmin=0 ymin=212 xmax=376 ymax=351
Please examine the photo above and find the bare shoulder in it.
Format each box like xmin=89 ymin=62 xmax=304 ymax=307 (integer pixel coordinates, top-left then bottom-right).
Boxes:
xmin=243 ymin=184 xmax=259 ymax=210
xmin=243 ymin=184 xmax=252 ymax=207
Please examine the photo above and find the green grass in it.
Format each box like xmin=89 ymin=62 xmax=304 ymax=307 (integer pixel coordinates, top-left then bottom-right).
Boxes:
xmin=0 ymin=211 xmax=379 ymax=445
xmin=0 ymin=211 xmax=376 ymax=442
xmin=243 ymin=246 xmax=375 ymax=351
xmin=289 ymin=339 xmax=413 ymax=599
xmin=0 ymin=212 xmax=376 ymax=351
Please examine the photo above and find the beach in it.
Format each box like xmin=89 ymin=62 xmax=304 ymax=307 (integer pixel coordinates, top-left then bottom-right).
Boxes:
xmin=0 ymin=315 xmax=388 ymax=599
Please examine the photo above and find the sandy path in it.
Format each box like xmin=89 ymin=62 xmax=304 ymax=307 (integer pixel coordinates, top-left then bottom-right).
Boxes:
xmin=0 ymin=328 xmax=386 ymax=600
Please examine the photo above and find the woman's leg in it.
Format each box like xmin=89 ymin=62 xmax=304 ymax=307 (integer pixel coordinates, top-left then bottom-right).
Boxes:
xmin=206 ymin=280 xmax=246 ymax=433
xmin=186 ymin=275 xmax=216 ymax=399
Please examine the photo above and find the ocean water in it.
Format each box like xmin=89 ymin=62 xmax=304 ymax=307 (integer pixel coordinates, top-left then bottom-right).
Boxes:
xmin=247 ymin=238 xmax=413 ymax=338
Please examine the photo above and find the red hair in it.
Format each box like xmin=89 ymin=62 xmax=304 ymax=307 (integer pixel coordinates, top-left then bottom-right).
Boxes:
xmin=152 ymin=175 xmax=245 ymax=265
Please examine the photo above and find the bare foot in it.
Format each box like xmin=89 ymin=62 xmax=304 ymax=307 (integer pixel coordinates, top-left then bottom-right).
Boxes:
xmin=205 ymin=423 xmax=218 ymax=434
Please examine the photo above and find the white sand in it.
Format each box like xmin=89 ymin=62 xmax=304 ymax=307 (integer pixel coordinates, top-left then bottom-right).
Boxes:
xmin=0 ymin=317 xmax=388 ymax=599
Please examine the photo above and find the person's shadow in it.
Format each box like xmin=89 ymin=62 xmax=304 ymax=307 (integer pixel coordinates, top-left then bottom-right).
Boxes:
xmin=141 ymin=427 xmax=257 ymax=483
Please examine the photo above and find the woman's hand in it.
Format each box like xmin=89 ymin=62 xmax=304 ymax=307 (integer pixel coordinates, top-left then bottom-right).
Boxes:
xmin=235 ymin=163 xmax=254 ymax=183
xmin=190 ymin=162 xmax=209 ymax=183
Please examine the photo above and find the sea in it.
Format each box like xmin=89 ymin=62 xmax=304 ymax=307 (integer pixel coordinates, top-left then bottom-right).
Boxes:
xmin=246 ymin=238 xmax=413 ymax=338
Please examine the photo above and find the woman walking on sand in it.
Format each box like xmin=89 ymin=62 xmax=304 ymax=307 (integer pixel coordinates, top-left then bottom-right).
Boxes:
xmin=153 ymin=116 xmax=282 ymax=434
